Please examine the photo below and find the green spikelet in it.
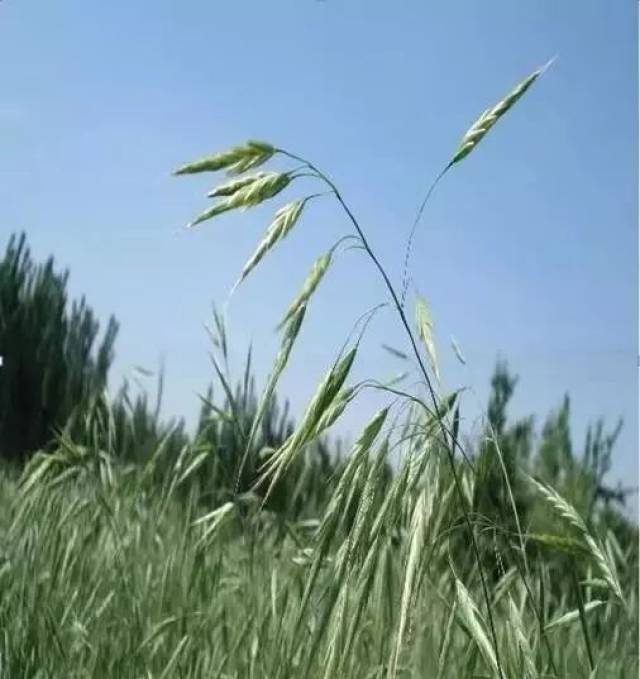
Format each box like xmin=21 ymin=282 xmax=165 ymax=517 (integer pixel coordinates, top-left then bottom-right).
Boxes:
xmin=415 ymin=294 xmax=440 ymax=382
xmin=257 ymin=347 xmax=358 ymax=499
xmin=228 ymin=172 xmax=291 ymax=207
xmin=174 ymin=140 xmax=275 ymax=176
xmin=450 ymin=60 xmax=553 ymax=166
xmin=235 ymin=303 xmax=307 ymax=490
xmin=312 ymin=386 xmax=357 ymax=437
xmin=544 ymin=601 xmax=605 ymax=632
xmin=207 ymin=173 xmax=269 ymax=198
xmin=455 ymin=578 xmax=499 ymax=675
xmin=278 ymin=250 xmax=332 ymax=329
xmin=529 ymin=476 xmax=624 ymax=604
xmin=187 ymin=173 xmax=291 ymax=229
xmin=234 ymin=200 xmax=306 ymax=288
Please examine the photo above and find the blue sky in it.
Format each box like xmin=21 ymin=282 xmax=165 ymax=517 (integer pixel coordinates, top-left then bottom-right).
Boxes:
xmin=0 ymin=1 xmax=637 ymax=505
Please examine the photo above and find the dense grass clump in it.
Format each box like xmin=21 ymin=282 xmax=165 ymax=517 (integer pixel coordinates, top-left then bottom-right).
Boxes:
xmin=0 ymin=406 xmax=636 ymax=678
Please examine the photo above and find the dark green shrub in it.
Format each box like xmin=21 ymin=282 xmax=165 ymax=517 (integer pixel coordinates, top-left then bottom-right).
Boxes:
xmin=0 ymin=232 xmax=118 ymax=462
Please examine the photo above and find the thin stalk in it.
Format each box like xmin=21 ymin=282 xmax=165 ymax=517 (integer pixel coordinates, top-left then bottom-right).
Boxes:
xmin=277 ymin=148 xmax=505 ymax=679
xmin=464 ymin=382 xmax=531 ymax=579
xmin=362 ymin=381 xmax=476 ymax=471
xmin=400 ymin=163 xmax=452 ymax=307
xmin=511 ymin=549 xmax=560 ymax=676
xmin=571 ymin=560 xmax=596 ymax=672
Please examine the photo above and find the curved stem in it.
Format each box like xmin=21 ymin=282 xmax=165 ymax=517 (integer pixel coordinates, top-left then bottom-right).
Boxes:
xmin=400 ymin=163 xmax=451 ymax=307
xmin=278 ymin=147 xmax=505 ymax=679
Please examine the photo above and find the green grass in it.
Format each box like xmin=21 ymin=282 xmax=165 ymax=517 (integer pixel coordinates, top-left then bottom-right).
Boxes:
xmin=0 ymin=430 xmax=636 ymax=678
xmin=0 ymin=61 xmax=637 ymax=678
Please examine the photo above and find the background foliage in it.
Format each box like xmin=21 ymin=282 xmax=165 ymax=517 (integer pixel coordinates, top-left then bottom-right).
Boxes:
xmin=0 ymin=233 xmax=117 ymax=462
xmin=0 ymin=232 xmax=636 ymax=677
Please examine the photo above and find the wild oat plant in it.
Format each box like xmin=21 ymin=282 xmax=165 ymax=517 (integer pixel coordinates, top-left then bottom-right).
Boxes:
xmin=1 ymin=63 xmax=637 ymax=678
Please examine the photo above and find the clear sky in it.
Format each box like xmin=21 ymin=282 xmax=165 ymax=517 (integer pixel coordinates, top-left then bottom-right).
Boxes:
xmin=0 ymin=1 xmax=637 ymax=507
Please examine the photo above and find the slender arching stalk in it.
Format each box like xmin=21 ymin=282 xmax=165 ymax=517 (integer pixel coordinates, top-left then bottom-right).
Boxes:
xmin=277 ymin=147 xmax=506 ymax=679
xmin=400 ymin=162 xmax=452 ymax=307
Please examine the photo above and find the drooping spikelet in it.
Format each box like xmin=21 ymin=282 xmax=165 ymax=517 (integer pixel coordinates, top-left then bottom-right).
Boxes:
xmin=174 ymin=140 xmax=275 ymax=176
xmin=234 ymin=200 xmax=306 ymax=289
xmin=187 ymin=172 xmax=291 ymax=228
xmin=207 ymin=173 xmax=269 ymax=198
